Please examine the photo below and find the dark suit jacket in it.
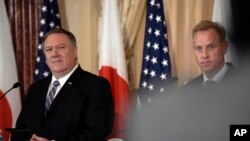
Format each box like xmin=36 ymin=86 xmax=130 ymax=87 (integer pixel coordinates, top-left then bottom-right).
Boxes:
xmin=183 ymin=62 xmax=235 ymax=88
xmin=11 ymin=66 xmax=114 ymax=141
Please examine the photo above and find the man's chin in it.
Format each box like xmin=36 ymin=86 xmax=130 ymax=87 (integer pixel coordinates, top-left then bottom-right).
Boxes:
xmin=202 ymin=67 xmax=214 ymax=74
xmin=50 ymin=68 xmax=64 ymax=73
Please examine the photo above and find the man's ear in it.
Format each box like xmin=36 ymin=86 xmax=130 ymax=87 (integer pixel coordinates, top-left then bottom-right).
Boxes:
xmin=74 ymin=47 xmax=78 ymax=59
xmin=222 ymin=41 xmax=228 ymax=54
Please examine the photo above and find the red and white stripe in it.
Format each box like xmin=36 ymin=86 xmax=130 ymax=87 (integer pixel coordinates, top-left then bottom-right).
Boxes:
xmin=0 ymin=1 xmax=21 ymax=140
xmin=98 ymin=0 xmax=130 ymax=139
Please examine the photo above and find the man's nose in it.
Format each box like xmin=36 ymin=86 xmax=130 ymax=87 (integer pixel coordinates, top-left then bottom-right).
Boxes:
xmin=201 ymin=49 xmax=208 ymax=58
xmin=52 ymin=48 xmax=59 ymax=56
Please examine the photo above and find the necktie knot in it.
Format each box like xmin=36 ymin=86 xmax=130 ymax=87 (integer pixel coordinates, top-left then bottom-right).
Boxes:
xmin=53 ymin=80 xmax=60 ymax=87
xmin=204 ymin=80 xmax=217 ymax=88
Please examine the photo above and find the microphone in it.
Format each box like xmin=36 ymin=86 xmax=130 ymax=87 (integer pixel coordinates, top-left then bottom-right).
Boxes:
xmin=0 ymin=82 xmax=20 ymax=100
xmin=5 ymin=128 xmax=29 ymax=133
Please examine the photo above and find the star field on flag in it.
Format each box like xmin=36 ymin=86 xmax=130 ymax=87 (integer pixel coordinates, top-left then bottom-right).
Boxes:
xmin=139 ymin=0 xmax=172 ymax=104
xmin=34 ymin=0 xmax=61 ymax=81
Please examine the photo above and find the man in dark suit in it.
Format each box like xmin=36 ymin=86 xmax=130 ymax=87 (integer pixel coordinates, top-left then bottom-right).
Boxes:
xmin=11 ymin=28 xmax=114 ymax=141
xmin=184 ymin=20 xmax=235 ymax=88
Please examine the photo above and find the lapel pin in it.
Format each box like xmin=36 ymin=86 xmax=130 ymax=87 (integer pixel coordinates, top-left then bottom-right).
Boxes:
xmin=68 ymin=82 xmax=73 ymax=85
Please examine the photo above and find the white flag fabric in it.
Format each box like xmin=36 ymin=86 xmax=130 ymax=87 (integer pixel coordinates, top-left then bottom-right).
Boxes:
xmin=0 ymin=1 xmax=21 ymax=140
xmin=212 ymin=0 xmax=237 ymax=65
xmin=98 ymin=0 xmax=130 ymax=139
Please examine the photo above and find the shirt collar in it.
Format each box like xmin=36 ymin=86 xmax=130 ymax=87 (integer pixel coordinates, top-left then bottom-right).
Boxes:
xmin=51 ymin=64 xmax=79 ymax=87
xmin=203 ymin=63 xmax=228 ymax=83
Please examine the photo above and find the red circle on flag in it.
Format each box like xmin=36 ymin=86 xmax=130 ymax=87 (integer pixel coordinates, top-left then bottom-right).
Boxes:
xmin=0 ymin=90 xmax=12 ymax=140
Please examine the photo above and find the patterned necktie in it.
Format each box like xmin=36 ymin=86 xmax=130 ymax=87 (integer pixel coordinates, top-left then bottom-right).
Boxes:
xmin=45 ymin=80 xmax=60 ymax=114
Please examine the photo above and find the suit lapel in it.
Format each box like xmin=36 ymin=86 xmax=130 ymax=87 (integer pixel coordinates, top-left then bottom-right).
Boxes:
xmin=45 ymin=66 xmax=83 ymax=116
xmin=223 ymin=62 xmax=235 ymax=82
xmin=32 ymin=77 xmax=51 ymax=123
xmin=193 ymin=74 xmax=203 ymax=87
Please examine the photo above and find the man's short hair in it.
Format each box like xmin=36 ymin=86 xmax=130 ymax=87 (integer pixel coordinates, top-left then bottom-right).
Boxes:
xmin=192 ymin=20 xmax=227 ymax=43
xmin=42 ymin=28 xmax=77 ymax=47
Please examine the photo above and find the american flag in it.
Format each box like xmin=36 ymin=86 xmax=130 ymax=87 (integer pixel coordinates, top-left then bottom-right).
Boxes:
xmin=139 ymin=0 xmax=172 ymax=104
xmin=34 ymin=0 xmax=61 ymax=81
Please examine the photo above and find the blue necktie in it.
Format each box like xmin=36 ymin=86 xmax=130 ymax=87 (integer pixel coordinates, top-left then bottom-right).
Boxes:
xmin=45 ymin=80 xmax=60 ymax=114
